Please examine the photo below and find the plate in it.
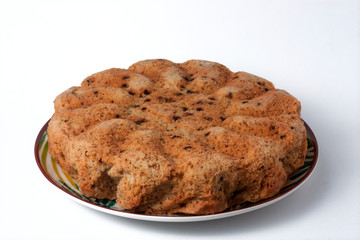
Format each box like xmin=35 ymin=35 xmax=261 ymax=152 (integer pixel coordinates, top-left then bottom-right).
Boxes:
xmin=34 ymin=120 xmax=318 ymax=222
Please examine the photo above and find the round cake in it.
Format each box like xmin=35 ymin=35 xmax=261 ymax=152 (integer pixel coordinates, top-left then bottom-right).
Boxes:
xmin=48 ymin=59 xmax=307 ymax=215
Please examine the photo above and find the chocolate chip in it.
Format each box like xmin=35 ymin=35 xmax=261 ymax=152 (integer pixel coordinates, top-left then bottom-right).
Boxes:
xmin=187 ymin=90 xmax=194 ymax=94
xmin=220 ymin=116 xmax=226 ymax=121
xmin=242 ymin=101 xmax=248 ymax=104
xmin=209 ymin=97 xmax=216 ymax=100
xmin=184 ymin=76 xmax=194 ymax=81
xmin=175 ymin=92 xmax=183 ymax=96
xmin=141 ymin=107 xmax=147 ymax=111
xmin=205 ymin=132 xmax=210 ymax=136
xmin=135 ymin=119 xmax=147 ymax=125
xmin=257 ymin=102 xmax=262 ymax=106
xmin=121 ymin=84 xmax=128 ymax=88
xmin=204 ymin=117 xmax=213 ymax=121
xmin=173 ymin=116 xmax=180 ymax=121
xmin=122 ymin=76 xmax=130 ymax=80
xmin=184 ymin=146 xmax=192 ymax=150
xmin=233 ymin=76 xmax=239 ymax=79
xmin=93 ymin=91 xmax=98 ymax=95
xmin=171 ymin=135 xmax=181 ymax=139
xmin=136 ymin=118 xmax=147 ymax=125
xmin=128 ymin=91 xmax=134 ymax=95
xmin=183 ymin=107 xmax=188 ymax=111
xmin=144 ymin=99 xmax=151 ymax=102
xmin=143 ymin=89 xmax=150 ymax=95
xmin=196 ymin=100 xmax=203 ymax=104
xmin=226 ymin=92 xmax=233 ymax=99
xmin=264 ymin=88 xmax=269 ymax=92
xmin=115 ymin=114 xmax=120 ymax=118
xmin=231 ymin=190 xmax=241 ymax=199
xmin=280 ymin=135 xmax=286 ymax=139
xmin=196 ymin=108 xmax=203 ymax=111
xmin=270 ymin=125 xmax=275 ymax=130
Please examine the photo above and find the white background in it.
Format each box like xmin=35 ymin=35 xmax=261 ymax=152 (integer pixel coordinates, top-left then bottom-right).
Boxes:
xmin=0 ymin=0 xmax=359 ymax=239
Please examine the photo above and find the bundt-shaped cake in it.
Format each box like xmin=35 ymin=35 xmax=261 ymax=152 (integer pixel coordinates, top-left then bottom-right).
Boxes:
xmin=48 ymin=59 xmax=307 ymax=215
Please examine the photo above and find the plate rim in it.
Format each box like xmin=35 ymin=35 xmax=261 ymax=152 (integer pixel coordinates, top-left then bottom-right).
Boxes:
xmin=34 ymin=119 xmax=318 ymax=222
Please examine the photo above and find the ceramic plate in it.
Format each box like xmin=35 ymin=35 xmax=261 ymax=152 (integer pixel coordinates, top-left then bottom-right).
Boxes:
xmin=34 ymin=120 xmax=318 ymax=222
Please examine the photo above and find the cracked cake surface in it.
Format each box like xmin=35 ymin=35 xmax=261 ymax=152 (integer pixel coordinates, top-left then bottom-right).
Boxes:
xmin=48 ymin=59 xmax=307 ymax=215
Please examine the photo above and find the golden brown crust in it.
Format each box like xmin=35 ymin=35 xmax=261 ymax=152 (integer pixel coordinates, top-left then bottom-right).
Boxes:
xmin=48 ymin=59 xmax=307 ymax=215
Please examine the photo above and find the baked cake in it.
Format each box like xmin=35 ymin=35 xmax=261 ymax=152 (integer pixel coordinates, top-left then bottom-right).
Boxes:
xmin=47 ymin=59 xmax=307 ymax=215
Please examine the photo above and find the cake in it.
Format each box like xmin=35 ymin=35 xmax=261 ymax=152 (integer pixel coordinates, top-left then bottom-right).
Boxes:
xmin=47 ymin=59 xmax=307 ymax=215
